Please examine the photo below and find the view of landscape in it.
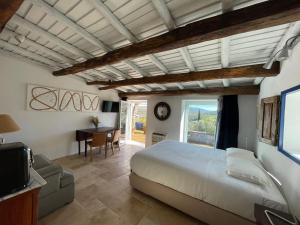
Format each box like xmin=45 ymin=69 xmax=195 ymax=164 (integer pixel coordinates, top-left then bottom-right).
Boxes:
xmin=186 ymin=102 xmax=218 ymax=147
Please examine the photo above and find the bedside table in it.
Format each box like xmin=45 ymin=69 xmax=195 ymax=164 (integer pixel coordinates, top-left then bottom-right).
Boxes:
xmin=254 ymin=204 xmax=299 ymax=225
xmin=0 ymin=169 xmax=46 ymax=225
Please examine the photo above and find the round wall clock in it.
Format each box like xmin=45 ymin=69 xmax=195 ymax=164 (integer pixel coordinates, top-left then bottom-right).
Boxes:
xmin=154 ymin=102 xmax=171 ymax=121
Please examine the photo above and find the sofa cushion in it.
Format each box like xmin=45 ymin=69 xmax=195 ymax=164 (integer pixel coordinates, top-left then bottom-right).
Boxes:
xmin=39 ymin=173 xmax=61 ymax=198
xmin=60 ymin=170 xmax=74 ymax=188
xmin=35 ymin=164 xmax=63 ymax=178
xmin=33 ymin=154 xmax=52 ymax=170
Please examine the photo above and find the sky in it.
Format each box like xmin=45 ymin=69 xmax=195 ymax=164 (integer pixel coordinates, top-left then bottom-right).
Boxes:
xmin=189 ymin=104 xmax=218 ymax=112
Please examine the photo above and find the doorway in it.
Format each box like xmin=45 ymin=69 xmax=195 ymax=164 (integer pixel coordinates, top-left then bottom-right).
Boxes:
xmin=131 ymin=100 xmax=147 ymax=144
xmin=182 ymin=100 xmax=218 ymax=148
xmin=119 ymin=100 xmax=147 ymax=145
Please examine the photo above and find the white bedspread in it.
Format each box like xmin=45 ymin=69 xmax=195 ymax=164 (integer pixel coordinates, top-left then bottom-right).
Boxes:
xmin=130 ymin=140 xmax=287 ymax=221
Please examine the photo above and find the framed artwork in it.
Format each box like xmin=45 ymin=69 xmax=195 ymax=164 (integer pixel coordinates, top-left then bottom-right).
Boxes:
xmin=27 ymin=84 xmax=101 ymax=113
xmin=27 ymin=84 xmax=59 ymax=111
xmin=58 ymin=89 xmax=82 ymax=112
xmin=258 ymin=96 xmax=280 ymax=146
xmin=82 ymin=92 xmax=100 ymax=112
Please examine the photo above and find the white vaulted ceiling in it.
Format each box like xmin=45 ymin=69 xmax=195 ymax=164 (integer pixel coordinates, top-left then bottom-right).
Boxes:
xmin=0 ymin=0 xmax=299 ymax=92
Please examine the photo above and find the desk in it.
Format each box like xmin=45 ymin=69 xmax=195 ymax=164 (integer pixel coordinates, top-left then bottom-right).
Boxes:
xmin=76 ymin=127 xmax=115 ymax=157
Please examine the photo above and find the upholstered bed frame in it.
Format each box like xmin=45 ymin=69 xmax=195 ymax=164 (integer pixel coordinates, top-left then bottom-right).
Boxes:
xmin=130 ymin=172 xmax=256 ymax=225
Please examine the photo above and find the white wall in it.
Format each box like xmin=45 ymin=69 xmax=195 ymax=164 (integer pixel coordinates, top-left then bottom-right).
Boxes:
xmin=238 ymin=95 xmax=258 ymax=151
xmin=257 ymin=43 xmax=300 ymax=218
xmin=145 ymin=94 xmax=257 ymax=150
xmin=0 ymin=54 xmax=118 ymax=159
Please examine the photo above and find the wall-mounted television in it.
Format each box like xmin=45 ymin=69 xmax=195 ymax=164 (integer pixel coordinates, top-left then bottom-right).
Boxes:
xmin=101 ymin=101 xmax=119 ymax=112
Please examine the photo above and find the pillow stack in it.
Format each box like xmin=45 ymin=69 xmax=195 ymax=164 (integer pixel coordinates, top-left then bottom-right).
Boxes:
xmin=226 ymin=148 xmax=269 ymax=186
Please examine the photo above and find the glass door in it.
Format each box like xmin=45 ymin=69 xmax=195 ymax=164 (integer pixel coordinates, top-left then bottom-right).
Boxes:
xmin=183 ymin=100 xmax=218 ymax=148
xmin=119 ymin=101 xmax=133 ymax=141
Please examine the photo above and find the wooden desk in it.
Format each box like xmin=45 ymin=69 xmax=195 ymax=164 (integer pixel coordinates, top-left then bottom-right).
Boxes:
xmin=76 ymin=127 xmax=115 ymax=157
xmin=254 ymin=204 xmax=299 ymax=225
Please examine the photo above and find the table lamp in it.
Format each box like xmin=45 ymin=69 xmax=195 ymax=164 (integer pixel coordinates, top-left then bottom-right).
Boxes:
xmin=261 ymin=167 xmax=299 ymax=225
xmin=0 ymin=114 xmax=20 ymax=144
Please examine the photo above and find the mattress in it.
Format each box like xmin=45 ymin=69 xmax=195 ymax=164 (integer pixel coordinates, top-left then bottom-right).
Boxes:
xmin=130 ymin=140 xmax=287 ymax=221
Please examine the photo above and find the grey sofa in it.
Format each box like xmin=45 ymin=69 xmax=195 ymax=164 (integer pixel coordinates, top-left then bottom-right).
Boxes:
xmin=33 ymin=154 xmax=75 ymax=218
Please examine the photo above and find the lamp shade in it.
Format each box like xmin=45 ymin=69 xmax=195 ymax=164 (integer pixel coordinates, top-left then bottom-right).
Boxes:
xmin=0 ymin=114 xmax=20 ymax=134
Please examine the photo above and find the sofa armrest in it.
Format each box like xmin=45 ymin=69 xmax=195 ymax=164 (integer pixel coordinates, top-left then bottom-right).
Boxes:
xmin=60 ymin=170 xmax=74 ymax=188
xmin=33 ymin=154 xmax=52 ymax=170
xmin=36 ymin=164 xmax=63 ymax=179
xmin=37 ymin=164 xmax=63 ymax=198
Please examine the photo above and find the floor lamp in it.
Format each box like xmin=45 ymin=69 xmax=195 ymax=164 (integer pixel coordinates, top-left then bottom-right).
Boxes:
xmin=262 ymin=168 xmax=299 ymax=225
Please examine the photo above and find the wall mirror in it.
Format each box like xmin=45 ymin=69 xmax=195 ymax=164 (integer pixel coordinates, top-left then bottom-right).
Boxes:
xmin=279 ymin=84 xmax=300 ymax=164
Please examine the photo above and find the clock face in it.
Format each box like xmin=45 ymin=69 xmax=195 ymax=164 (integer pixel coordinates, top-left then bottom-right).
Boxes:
xmin=154 ymin=102 xmax=171 ymax=121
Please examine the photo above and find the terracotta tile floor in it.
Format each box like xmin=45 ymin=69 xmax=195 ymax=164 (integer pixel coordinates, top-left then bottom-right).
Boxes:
xmin=131 ymin=130 xmax=146 ymax=143
xmin=38 ymin=143 xmax=206 ymax=225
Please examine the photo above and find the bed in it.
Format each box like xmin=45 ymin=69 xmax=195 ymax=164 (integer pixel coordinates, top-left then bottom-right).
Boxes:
xmin=130 ymin=140 xmax=287 ymax=225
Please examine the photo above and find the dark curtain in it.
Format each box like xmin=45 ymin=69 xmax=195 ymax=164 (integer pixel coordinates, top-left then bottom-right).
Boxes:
xmin=216 ymin=95 xmax=239 ymax=150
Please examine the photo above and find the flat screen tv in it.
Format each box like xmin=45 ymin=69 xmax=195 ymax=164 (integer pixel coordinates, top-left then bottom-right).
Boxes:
xmin=101 ymin=101 xmax=119 ymax=112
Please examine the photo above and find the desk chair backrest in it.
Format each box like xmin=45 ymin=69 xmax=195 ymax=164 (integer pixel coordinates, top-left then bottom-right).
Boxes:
xmin=91 ymin=133 xmax=107 ymax=147
xmin=113 ymin=129 xmax=121 ymax=143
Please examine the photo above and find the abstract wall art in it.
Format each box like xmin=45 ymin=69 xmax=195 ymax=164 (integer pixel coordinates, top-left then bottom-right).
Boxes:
xmin=27 ymin=84 xmax=59 ymax=111
xmin=27 ymin=84 xmax=101 ymax=113
xmin=82 ymin=92 xmax=100 ymax=112
xmin=59 ymin=89 xmax=82 ymax=112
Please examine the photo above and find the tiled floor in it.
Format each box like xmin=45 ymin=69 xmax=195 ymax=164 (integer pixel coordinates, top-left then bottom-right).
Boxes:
xmin=38 ymin=143 xmax=205 ymax=225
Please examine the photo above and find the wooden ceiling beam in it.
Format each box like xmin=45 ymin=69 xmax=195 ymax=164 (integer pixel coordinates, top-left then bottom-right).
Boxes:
xmin=220 ymin=0 xmax=233 ymax=87
xmin=123 ymin=60 xmax=166 ymax=90
xmin=88 ymin=63 xmax=279 ymax=90
xmin=53 ymin=0 xmax=300 ymax=76
xmin=151 ymin=0 xmax=176 ymax=30
xmin=179 ymin=47 xmax=205 ymax=88
xmin=0 ymin=39 xmax=60 ymax=69
xmin=0 ymin=0 xmax=23 ymax=32
xmin=0 ymin=48 xmax=51 ymax=69
xmin=152 ymin=0 xmax=196 ymax=89
xmin=118 ymin=85 xmax=260 ymax=98
xmin=88 ymin=0 xmax=138 ymax=43
xmin=29 ymin=0 xmax=110 ymax=51
xmin=11 ymin=15 xmax=92 ymax=59
xmin=2 ymin=28 xmax=74 ymax=65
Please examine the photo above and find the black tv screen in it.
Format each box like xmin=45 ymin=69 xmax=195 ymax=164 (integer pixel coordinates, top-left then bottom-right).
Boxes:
xmin=102 ymin=101 xmax=119 ymax=112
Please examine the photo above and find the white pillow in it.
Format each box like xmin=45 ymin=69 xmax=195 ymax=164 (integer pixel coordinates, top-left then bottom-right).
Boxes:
xmin=226 ymin=147 xmax=254 ymax=160
xmin=226 ymin=150 xmax=269 ymax=186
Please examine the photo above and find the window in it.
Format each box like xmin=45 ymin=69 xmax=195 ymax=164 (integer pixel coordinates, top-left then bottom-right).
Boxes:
xmin=182 ymin=100 xmax=218 ymax=148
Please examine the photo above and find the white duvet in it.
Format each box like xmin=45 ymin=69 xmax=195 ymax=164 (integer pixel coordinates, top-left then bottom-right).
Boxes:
xmin=130 ymin=140 xmax=287 ymax=221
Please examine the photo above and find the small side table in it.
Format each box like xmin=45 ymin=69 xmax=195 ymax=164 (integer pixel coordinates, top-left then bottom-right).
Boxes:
xmin=0 ymin=169 xmax=46 ymax=225
xmin=254 ymin=204 xmax=299 ymax=225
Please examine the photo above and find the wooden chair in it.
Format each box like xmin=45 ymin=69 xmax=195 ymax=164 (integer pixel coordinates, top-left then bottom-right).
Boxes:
xmin=108 ymin=129 xmax=121 ymax=153
xmin=87 ymin=133 xmax=108 ymax=161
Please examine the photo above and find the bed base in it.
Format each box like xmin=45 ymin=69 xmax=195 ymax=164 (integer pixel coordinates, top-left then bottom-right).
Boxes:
xmin=130 ymin=172 xmax=256 ymax=225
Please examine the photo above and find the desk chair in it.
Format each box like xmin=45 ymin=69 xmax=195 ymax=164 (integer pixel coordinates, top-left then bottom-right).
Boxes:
xmin=108 ymin=129 xmax=121 ymax=153
xmin=87 ymin=133 xmax=108 ymax=161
